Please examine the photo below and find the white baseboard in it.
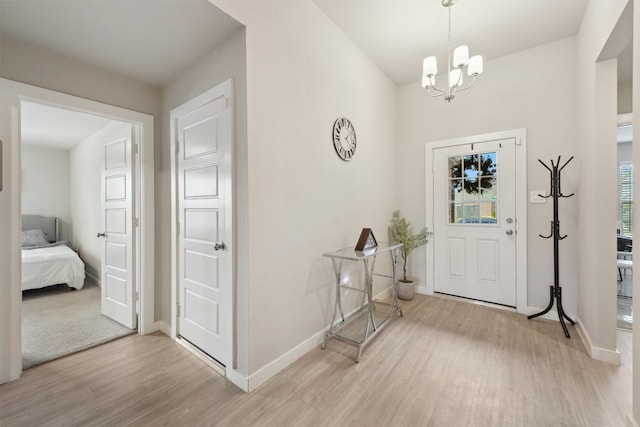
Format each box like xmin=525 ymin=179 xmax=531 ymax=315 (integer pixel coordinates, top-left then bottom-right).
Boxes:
xmin=246 ymin=285 xmax=396 ymax=391
xmin=628 ymin=413 xmax=640 ymax=427
xmin=415 ymin=285 xmax=430 ymax=295
xmin=154 ymin=320 xmax=171 ymax=336
xmin=227 ymin=368 xmax=249 ymax=392
xmin=247 ymin=327 xmax=327 ymax=392
xmin=85 ymin=272 xmax=100 ymax=287
xmin=525 ymin=305 xmax=576 ymax=322
xmin=575 ymin=317 xmax=621 ymax=365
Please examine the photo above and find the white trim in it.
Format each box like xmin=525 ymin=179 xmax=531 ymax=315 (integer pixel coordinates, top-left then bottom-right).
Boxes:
xmin=627 ymin=414 xmax=640 ymax=427
xmin=226 ymin=368 xmax=249 ymax=392
xmin=575 ymin=317 xmax=621 ymax=365
xmin=170 ymin=79 xmax=235 ymax=369
xmin=424 ymin=128 xmax=528 ymax=312
xmin=0 ymin=78 xmax=155 ymax=383
xmin=154 ymin=320 xmax=171 ymax=336
xmin=247 ymin=285 xmax=395 ymax=391
xmin=85 ymin=271 xmax=101 ymax=287
xmin=525 ymin=305 xmax=576 ymax=323
xmin=247 ymin=327 xmax=326 ymax=392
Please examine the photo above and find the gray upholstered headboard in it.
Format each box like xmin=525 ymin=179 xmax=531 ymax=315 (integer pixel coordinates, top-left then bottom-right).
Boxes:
xmin=22 ymin=215 xmax=59 ymax=243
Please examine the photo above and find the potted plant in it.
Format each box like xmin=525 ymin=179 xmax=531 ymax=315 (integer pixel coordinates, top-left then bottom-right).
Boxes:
xmin=389 ymin=210 xmax=431 ymax=300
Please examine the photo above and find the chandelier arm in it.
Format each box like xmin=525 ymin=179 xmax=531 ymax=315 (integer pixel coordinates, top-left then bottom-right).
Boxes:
xmin=426 ymin=85 xmax=448 ymax=98
xmin=452 ymin=75 xmax=478 ymax=93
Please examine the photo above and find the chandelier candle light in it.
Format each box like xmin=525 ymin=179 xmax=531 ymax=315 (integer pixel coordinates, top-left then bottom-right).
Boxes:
xmin=422 ymin=0 xmax=483 ymax=102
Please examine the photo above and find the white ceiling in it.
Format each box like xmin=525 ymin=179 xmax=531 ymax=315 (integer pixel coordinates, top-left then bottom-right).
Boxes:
xmin=1 ymin=0 xmax=243 ymax=150
xmin=21 ymin=102 xmax=114 ymax=149
xmin=314 ymin=0 xmax=592 ymax=86
xmin=0 ymin=0 xmax=243 ymax=87
xmin=3 ymin=0 xmax=632 ymax=149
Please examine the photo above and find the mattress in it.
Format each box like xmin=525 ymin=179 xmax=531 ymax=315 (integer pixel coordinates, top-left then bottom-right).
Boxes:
xmin=22 ymin=245 xmax=86 ymax=291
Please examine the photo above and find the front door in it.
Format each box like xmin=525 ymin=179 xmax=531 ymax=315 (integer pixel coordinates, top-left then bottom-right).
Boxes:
xmin=173 ymin=82 xmax=232 ymax=366
xmin=433 ymin=138 xmax=517 ymax=306
xmin=100 ymin=123 xmax=137 ymax=329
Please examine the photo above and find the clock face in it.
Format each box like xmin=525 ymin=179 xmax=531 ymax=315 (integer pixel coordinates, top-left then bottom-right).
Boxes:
xmin=332 ymin=117 xmax=357 ymax=161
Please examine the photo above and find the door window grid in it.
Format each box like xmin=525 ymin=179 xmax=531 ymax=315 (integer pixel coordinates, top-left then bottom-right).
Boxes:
xmin=448 ymin=151 xmax=498 ymax=224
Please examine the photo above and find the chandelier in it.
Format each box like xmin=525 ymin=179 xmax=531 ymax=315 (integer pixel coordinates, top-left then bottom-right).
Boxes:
xmin=421 ymin=0 xmax=483 ymax=102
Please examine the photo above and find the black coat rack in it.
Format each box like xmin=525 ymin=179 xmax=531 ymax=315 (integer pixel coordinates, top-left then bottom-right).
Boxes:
xmin=527 ymin=156 xmax=575 ymax=338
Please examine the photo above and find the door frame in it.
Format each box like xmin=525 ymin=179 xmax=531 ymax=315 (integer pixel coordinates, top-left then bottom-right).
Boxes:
xmin=1 ymin=78 xmax=155 ymax=382
xmin=169 ymin=79 xmax=235 ymax=371
xmin=424 ymin=128 xmax=528 ymax=312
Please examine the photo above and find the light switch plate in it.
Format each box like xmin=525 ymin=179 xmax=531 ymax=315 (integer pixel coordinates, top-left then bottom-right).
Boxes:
xmin=530 ymin=190 xmax=546 ymax=204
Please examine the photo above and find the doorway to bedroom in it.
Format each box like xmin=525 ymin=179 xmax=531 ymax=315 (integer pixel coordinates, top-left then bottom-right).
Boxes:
xmin=18 ymin=93 xmax=152 ymax=369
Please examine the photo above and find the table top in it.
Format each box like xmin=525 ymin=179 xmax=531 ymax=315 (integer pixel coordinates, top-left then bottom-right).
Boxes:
xmin=322 ymin=242 xmax=402 ymax=261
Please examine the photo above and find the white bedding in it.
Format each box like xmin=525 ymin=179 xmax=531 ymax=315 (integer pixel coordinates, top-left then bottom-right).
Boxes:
xmin=22 ymin=245 xmax=86 ymax=291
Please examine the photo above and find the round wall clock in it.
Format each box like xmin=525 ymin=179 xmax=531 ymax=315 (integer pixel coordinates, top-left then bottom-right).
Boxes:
xmin=332 ymin=117 xmax=357 ymax=161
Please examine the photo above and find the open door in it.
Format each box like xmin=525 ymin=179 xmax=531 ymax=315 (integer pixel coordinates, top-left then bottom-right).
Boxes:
xmin=99 ymin=124 xmax=137 ymax=329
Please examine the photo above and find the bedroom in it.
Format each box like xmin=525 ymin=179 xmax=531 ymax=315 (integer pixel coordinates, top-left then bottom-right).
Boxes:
xmin=20 ymin=101 xmax=137 ymax=368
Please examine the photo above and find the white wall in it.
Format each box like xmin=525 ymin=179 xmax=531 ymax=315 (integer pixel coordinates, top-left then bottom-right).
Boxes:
xmin=0 ymin=79 xmax=24 ymax=383
xmin=575 ymin=0 xmax=628 ymax=362
xmin=618 ymin=80 xmax=633 ymax=114
xmin=631 ymin=0 xmax=640 ymax=424
xmin=70 ymin=121 xmax=129 ymax=282
xmin=396 ymin=37 xmax=579 ymax=315
xmin=210 ymin=0 xmax=398 ymax=378
xmin=21 ymin=145 xmax=71 ymax=241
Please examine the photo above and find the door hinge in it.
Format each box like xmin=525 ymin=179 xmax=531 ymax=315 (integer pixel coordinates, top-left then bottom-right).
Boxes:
xmin=134 ymin=218 xmax=139 ymax=227
xmin=134 ymin=144 xmax=139 ymax=154
xmin=134 ymin=291 xmax=139 ymax=301
xmin=176 ymin=221 xmax=180 ymax=236
xmin=175 ymin=141 xmax=180 ymax=154
xmin=176 ymin=303 xmax=180 ymax=317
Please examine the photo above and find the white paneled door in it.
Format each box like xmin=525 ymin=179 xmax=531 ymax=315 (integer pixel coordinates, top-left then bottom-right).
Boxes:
xmin=174 ymin=82 xmax=232 ymax=366
xmin=100 ymin=124 xmax=137 ymax=329
xmin=433 ymin=139 xmax=517 ymax=307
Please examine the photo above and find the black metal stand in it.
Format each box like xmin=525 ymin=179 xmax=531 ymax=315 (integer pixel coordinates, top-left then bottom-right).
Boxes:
xmin=527 ymin=156 xmax=575 ymax=338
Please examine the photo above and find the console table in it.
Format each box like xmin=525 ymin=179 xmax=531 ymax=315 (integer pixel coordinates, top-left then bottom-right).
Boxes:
xmin=321 ymin=242 xmax=403 ymax=362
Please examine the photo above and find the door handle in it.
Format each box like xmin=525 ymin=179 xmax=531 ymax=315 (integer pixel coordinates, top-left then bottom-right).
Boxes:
xmin=214 ymin=242 xmax=226 ymax=251
xmin=506 ymin=229 xmax=513 ymax=235
xmin=97 ymin=232 xmax=106 ymax=238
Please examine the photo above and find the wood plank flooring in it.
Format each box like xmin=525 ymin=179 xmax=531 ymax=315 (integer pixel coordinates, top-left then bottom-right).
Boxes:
xmin=0 ymin=295 xmax=632 ymax=426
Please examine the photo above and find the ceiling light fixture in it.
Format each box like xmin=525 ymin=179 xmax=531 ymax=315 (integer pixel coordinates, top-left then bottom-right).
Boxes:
xmin=421 ymin=0 xmax=483 ymax=102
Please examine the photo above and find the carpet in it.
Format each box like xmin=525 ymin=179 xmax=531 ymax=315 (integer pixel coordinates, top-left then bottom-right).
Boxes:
xmin=22 ymin=281 xmax=134 ymax=369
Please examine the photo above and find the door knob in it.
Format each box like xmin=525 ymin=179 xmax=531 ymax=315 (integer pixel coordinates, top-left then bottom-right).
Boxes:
xmin=96 ymin=232 xmax=106 ymax=238
xmin=506 ymin=229 xmax=513 ymax=235
xmin=214 ymin=242 xmax=226 ymax=251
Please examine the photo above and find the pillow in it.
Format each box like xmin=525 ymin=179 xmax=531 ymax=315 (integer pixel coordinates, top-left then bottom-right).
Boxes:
xmin=21 ymin=229 xmax=49 ymax=247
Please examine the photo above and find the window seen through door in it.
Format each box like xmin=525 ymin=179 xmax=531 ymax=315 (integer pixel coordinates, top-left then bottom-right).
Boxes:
xmin=448 ymin=152 xmax=497 ymax=224
xmin=619 ymin=163 xmax=633 ymax=235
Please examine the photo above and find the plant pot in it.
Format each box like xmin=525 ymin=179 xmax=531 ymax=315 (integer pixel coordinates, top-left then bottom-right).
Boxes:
xmin=396 ymin=279 xmax=416 ymax=301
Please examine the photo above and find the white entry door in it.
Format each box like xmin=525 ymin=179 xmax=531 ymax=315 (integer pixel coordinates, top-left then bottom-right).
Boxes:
xmin=433 ymin=138 xmax=516 ymax=307
xmin=100 ymin=124 xmax=137 ymax=329
xmin=174 ymin=83 xmax=232 ymax=366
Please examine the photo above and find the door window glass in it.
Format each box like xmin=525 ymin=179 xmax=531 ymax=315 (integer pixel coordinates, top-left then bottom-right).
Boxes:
xmin=448 ymin=151 xmax=498 ymax=224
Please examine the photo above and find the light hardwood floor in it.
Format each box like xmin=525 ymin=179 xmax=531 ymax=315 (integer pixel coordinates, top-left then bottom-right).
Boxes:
xmin=0 ymin=295 xmax=632 ymax=426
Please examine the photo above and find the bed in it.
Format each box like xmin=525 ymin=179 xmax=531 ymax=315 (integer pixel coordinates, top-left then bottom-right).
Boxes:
xmin=21 ymin=215 xmax=86 ymax=291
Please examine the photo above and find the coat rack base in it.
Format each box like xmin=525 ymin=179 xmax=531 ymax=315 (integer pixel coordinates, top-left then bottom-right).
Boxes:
xmin=527 ymin=285 xmax=575 ymax=338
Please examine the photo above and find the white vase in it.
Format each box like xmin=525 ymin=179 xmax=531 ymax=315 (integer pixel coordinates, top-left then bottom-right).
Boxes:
xmin=396 ymin=279 xmax=416 ymax=301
